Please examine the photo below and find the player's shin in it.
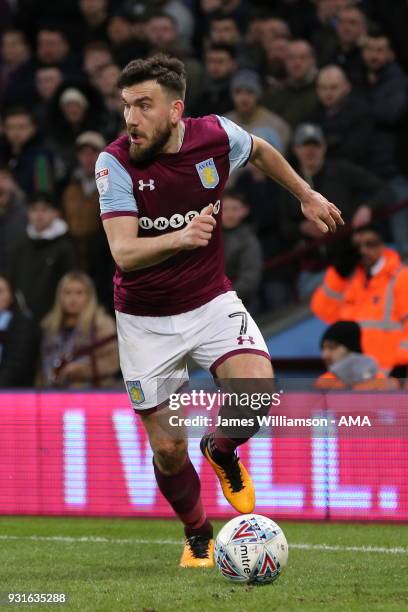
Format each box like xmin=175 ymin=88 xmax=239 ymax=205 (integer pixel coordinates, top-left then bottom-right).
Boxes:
xmin=153 ymin=455 xmax=212 ymax=538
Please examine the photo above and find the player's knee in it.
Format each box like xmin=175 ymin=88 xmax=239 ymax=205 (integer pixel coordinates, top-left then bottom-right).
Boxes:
xmin=154 ymin=439 xmax=187 ymax=474
xmin=247 ymin=359 xmax=274 ymax=378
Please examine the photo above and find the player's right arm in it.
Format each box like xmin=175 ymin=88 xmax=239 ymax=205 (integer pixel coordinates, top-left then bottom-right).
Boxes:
xmin=97 ymin=153 xmax=215 ymax=272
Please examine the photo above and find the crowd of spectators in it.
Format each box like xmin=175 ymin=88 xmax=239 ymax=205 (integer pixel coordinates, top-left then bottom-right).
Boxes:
xmin=0 ymin=0 xmax=408 ymax=387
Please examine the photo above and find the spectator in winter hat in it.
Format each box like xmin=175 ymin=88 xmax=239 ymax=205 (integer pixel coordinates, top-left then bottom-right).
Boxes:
xmin=226 ymin=69 xmax=291 ymax=153
xmin=316 ymin=320 xmax=398 ymax=389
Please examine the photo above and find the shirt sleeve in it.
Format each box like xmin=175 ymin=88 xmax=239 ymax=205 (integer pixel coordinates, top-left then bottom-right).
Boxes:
xmin=95 ymin=151 xmax=138 ymax=219
xmin=216 ymin=115 xmax=253 ymax=174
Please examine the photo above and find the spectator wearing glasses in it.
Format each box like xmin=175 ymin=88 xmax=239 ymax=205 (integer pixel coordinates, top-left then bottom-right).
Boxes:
xmin=311 ymin=224 xmax=408 ymax=372
xmin=278 ymin=123 xmax=390 ymax=299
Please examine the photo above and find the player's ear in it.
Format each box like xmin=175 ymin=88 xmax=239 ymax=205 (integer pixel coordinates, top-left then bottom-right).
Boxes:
xmin=170 ymin=99 xmax=184 ymax=124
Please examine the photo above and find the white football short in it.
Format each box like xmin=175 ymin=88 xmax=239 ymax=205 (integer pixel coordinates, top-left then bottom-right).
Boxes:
xmin=116 ymin=291 xmax=270 ymax=412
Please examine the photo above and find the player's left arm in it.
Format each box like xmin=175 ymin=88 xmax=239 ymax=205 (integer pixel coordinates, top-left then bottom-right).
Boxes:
xmin=249 ymin=135 xmax=344 ymax=233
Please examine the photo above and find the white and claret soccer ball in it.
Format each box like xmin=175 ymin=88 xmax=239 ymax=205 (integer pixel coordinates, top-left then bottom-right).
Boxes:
xmin=214 ymin=514 xmax=288 ymax=584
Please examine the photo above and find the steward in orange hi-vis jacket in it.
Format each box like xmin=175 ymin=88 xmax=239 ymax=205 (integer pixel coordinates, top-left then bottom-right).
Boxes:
xmin=311 ymin=225 xmax=408 ymax=372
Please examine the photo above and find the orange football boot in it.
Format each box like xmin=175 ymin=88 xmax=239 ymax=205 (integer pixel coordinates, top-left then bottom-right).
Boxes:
xmin=200 ymin=433 xmax=255 ymax=514
xmin=179 ymin=535 xmax=215 ymax=568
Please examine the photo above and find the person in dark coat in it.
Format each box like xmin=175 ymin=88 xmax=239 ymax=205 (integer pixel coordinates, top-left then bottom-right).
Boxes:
xmin=362 ymin=34 xmax=408 ymax=256
xmin=362 ymin=34 xmax=408 ymax=180
xmin=367 ymin=0 xmax=408 ymax=71
xmin=0 ymin=29 xmax=35 ymax=108
xmin=263 ymin=39 xmax=319 ymax=129
xmin=191 ymin=44 xmax=236 ymax=117
xmin=281 ymin=123 xmax=391 ymax=235
xmin=0 ymin=107 xmax=55 ymax=197
xmin=326 ymin=6 xmax=368 ymax=89
xmin=308 ymin=64 xmax=373 ymax=167
xmin=222 ymin=190 xmax=263 ymax=309
xmin=0 ymin=274 xmax=39 ymax=388
xmin=0 ymin=166 xmax=27 ymax=275
xmin=9 ymin=192 xmax=76 ymax=321
xmin=33 ymin=66 xmax=63 ymax=132
xmin=107 ymin=8 xmax=149 ymax=68
xmin=145 ymin=12 xmax=204 ymax=115
xmin=278 ymin=123 xmax=392 ymax=299
xmin=75 ymin=0 xmax=110 ymax=50
xmin=35 ymin=25 xmax=82 ymax=80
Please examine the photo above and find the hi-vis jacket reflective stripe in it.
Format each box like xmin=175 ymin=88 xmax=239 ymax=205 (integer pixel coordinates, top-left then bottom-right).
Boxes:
xmin=311 ymin=249 xmax=408 ymax=370
xmin=315 ymin=371 xmax=400 ymax=390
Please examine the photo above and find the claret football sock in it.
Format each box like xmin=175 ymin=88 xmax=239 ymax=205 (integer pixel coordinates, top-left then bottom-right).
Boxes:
xmin=184 ymin=518 xmax=213 ymax=539
xmin=153 ymin=455 xmax=210 ymax=532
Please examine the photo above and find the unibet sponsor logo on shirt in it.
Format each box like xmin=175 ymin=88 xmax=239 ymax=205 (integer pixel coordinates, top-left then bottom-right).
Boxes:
xmin=139 ymin=200 xmax=221 ymax=231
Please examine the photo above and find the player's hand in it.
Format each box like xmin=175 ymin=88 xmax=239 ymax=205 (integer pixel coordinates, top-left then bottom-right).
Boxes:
xmin=301 ymin=190 xmax=344 ymax=233
xmin=176 ymin=204 xmax=217 ymax=250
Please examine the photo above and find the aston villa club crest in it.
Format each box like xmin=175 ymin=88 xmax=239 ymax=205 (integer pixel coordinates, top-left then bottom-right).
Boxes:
xmin=195 ymin=158 xmax=220 ymax=189
xmin=126 ymin=380 xmax=145 ymax=405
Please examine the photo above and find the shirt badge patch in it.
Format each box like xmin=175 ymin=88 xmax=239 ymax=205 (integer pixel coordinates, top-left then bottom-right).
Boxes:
xmin=195 ymin=158 xmax=219 ymax=189
xmin=126 ymin=380 xmax=145 ymax=405
xmin=96 ymin=168 xmax=109 ymax=195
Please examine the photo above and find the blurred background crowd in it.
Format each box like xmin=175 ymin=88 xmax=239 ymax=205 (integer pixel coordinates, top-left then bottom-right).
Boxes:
xmin=0 ymin=0 xmax=408 ymax=389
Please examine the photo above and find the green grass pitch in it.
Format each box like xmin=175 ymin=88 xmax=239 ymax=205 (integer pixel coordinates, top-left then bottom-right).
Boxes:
xmin=0 ymin=517 xmax=407 ymax=611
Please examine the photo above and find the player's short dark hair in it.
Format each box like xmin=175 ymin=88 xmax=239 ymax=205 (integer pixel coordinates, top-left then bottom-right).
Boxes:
xmin=118 ymin=54 xmax=186 ymax=100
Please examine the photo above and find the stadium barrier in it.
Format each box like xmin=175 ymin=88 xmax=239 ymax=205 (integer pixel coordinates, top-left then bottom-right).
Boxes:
xmin=0 ymin=391 xmax=407 ymax=521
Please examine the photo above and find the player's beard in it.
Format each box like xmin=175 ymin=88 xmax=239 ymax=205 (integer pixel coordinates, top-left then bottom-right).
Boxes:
xmin=128 ymin=121 xmax=172 ymax=164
